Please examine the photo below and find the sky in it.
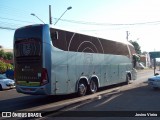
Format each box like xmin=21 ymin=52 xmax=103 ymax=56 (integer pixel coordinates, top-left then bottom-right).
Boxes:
xmin=1 ymin=0 xmax=160 ymax=52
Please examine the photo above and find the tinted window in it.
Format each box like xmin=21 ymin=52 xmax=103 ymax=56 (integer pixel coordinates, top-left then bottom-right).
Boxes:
xmin=14 ymin=25 xmax=43 ymax=39
xmin=14 ymin=25 xmax=43 ymax=57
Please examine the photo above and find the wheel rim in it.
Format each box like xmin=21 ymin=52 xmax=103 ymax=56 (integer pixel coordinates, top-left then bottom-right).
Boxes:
xmin=126 ymin=75 xmax=130 ymax=84
xmin=79 ymin=83 xmax=86 ymax=96
xmin=90 ymin=81 xmax=97 ymax=93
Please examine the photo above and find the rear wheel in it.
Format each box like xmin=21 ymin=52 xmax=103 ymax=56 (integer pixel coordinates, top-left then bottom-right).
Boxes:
xmin=88 ymin=80 xmax=97 ymax=94
xmin=126 ymin=74 xmax=130 ymax=84
xmin=77 ymin=81 xmax=87 ymax=97
xmin=0 ymin=84 xmax=3 ymax=91
xmin=153 ymin=87 xmax=159 ymax=90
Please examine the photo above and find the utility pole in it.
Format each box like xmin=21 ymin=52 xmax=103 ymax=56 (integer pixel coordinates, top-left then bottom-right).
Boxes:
xmin=154 ymin=58 xmax=156 ymax=75
xmin=126 ymin=31 xmax=131 ymax=59
xmin=49 ymin=5 xmax=52 ymax=25
xmin=126 ymin=31 xmax=129 ymax=41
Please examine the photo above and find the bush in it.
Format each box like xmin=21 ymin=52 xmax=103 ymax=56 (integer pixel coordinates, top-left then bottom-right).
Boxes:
xmin=0 ymin=60 xmax=13 ymax=73
xmin=0 ymin=61 xmax=7 ymax=73
xmin=0 ymin=50 xmax=13 ymax=60
xmin=6 ymin=63 xmax=14 ymax=70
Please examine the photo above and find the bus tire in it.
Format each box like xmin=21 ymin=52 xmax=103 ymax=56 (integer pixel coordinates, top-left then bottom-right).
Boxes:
xmin=88 ymin=80 xmax=97 ymax=94
xmin=0 ymin=84 xmax=3 ymax=91
xmin=153 ymin=87 xmax=159 ymax=90
xmin=126 ymin=74 xmax=130 ymax=84
xmin=77 ymin=81 xmax=87 ymax=97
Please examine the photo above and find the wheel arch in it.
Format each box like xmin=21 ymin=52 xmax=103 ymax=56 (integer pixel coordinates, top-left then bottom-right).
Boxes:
xmin=89 ymin=75 xmax=100 ymax=88
xmin=76 ymin=76 xmax=89 ymax=92
xmin=126 ymin=71 xmax=132 ymax=80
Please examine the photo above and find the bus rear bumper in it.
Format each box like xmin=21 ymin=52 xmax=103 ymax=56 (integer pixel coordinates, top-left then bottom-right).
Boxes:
xmin=16 ymin=85 xmax=50 ymax=95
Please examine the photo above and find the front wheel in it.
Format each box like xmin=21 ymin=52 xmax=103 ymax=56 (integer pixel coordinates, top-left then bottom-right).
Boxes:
xmin=88 ymin=80 xmax=97 ymax=94
xmin=77 ymin=81 xmax=87 ymax=97
xmin=153 ymin=87 xmax=159 ymax=90
xmin=0 ymin=84 xmax=3 ymax=91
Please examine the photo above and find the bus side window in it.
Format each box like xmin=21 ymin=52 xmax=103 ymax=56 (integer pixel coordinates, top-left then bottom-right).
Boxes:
xmin=51 ymin=31 xmax=58 ymax=40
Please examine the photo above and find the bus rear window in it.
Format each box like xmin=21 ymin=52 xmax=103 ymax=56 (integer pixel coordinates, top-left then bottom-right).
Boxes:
xmin=14 ymin=38 xmax=42 ymax=57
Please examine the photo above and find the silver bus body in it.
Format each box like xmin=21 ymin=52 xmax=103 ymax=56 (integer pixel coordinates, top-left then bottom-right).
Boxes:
xmin=14 ymin=24 xmax=137 ymax=95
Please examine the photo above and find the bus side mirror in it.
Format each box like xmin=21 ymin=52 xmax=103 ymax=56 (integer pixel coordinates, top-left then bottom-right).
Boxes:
xmin=51 ymin=31 xmax=58 ymax=40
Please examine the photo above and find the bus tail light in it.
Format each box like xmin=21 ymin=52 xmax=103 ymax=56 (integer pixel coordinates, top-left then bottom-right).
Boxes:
xmin=41 ymin=68 xmax=49 ymax=86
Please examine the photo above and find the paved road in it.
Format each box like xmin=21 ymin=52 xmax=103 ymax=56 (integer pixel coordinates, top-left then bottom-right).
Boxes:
xmin=0 ymin=69 xmax=159 ymax=120
xmin=46 ymin=69 xmax=160 ymax=120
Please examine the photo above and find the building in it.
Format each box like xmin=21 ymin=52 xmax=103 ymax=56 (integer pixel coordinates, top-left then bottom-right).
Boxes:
xmin=140 ymin=53 xmax=151 ymax=68
xmin=0 ymin=46 xmax=13 ymax=53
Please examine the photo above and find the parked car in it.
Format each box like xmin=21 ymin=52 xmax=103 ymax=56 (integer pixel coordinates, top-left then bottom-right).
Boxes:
xmin=0 ymin=74 xmax=15 ymax=91
xmin=148 ymin=74 xmax=160 ymax=89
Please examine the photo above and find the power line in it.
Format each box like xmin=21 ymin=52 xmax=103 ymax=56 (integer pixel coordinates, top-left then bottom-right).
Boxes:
xmin=0 ymin=21 xmax=24 ymax=29
xmin=0 ymin=17 xmax=34 ymax=24
xmin=54 ymin=18 xmax=160 ymax=26
xmin=1 ymin=16 xmax=160 ymax=31
xmin=0 ymin=26 xmax=16 ymax=30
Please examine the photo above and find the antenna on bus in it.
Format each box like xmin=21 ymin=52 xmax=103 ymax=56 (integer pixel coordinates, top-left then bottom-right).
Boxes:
xmin=49 ymin=5 xmax=52 ymax=25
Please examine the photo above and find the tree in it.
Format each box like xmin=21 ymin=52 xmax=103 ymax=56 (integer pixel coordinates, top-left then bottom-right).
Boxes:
xmin=0 ymin=50 xmax=13 ymax=60
xmin=0 ymin=60 xmax=13 ymax=73
xmin=0 ymin=61 xmax=7 ymax=73
xmin=0 ymin=50 xmax=5 ymax=58
xmin=129 ymin=40 xmax=141 ymax=54
xmin=5 ymin=52 xmax=13 ymax=60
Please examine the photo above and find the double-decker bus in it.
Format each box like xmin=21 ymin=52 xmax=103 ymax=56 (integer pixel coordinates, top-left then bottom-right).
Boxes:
xmin=14 ymin=24 xmax=137 ymax=96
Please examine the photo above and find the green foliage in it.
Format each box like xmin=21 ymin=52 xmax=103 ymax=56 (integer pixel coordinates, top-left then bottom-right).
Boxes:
xmin=129 ymin=40 xmax=141 ymax=54
xmin=133 ymin=54 xmax=140 ymax=62
xmin=6 ymin=63 xmax=14 ymax=70
xmin=0 ymin=50 xmax=13 ymax=60
xmin=5 ymin=52 xmax=13 ymax=60
xmin=0 ymin=60 xmax=13 ymax=73
xmin=0 ymin=49 xmax=13 ymax=73
xmin=0 ymin=50 xmax=5 ymax=58
xmin=0 ymin=61 xmax=7 ymax=73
